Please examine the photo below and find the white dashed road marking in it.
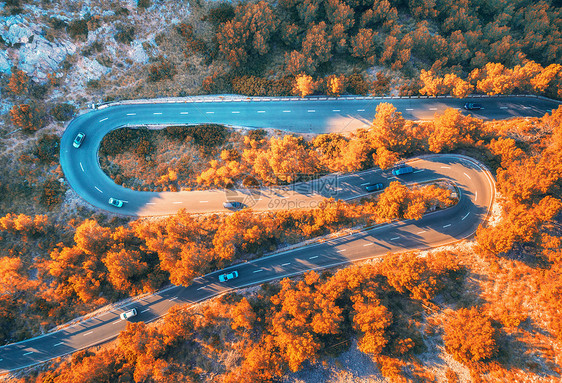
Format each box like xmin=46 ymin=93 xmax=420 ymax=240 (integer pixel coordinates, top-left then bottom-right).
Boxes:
xmin=253 ymin=269 xmax=264 ymax=273
xmin=429 ymin=108 xmax=437 ymax=110
xmin=363 ymin=243 xmax=373 ymax=247
xmin=464 ymin=172 xmax=471 ymax=179
xmin=200 ymin=201 xmax=208 ymax=203
xmin=83 ymin=331 xmax=93 ymax=336
xmin=417 ymin=230 xmax=426 ymax=234
xmin=180 ymin=112 xmax=189 ymax=114
xmin=499 ymin=107 xmax=508 ymax=109
xmin=173 ymin=201 xmax=183 ymax=204
xmin=474 ymin=192 xmax=478 ymax=201
xmin=23 ymin=352 xmax=33 ymax=356
xmin=443 ymin=224 xmax=451 ymax=228
xmin=232 ymin=111 xmax=240 ymax=114
xmin=94 ymin=186 xmax=103 ymax=193
xmin=99 ymin=117 xmax=108 ymax=122
xmin=80 ymin=162 xmax=84 ymax=172
xmin=357 ymin=109 xmax=365 ymax=112
xmin=336 ymin=249 xmax=346 ymax=252
xmin=332 ymin=109 xmax=340 ymax=112
xmin=390 ymin=237 xmax=400 ymax=241
xmin=197 ymin=286 xmax=205 ymax=290
xmin=153 ymin=112 xmax=162 ymax=115
xmin=309 ymin=256 xmax=318 ymax=259
xmin=126 ymin=113 xmax=136 ymax=116
xmin=283 ymin=110 xmax=291 ymax=113
xmin=308 ymin=110 xmax=316 ymax=113
xmin=406 ymin=108 xmax=414 ymax=111
xmin=414 ymin=170 xmax=423 ymax=173
xmin=206 ymin=111 xmax=214 ymax=114
xmin=113 ymin=320 xmax=123 ymax=324
xmin=170 ymin=297 xmax=178 ymax=301
xmin=462 ymin=212 xmax=470 ymax=220
xmin=257 ymin=110 xmax=266 ymax=113
xmin=281 ymin=263 xmax=291 ymax=266
xmin=441 ymin=166 xmax=450 ymax=169
xmin=141 ymin=308 xmax=150 ymax=313
xmin=53 ymin=342 xmax=64 ymax=347
xmin=360 ymin=182 xmax=370 ymax=186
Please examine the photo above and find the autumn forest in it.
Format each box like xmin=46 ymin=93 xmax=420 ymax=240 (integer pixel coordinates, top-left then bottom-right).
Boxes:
xmin=0 ymin=0 xmax=561 ymax=382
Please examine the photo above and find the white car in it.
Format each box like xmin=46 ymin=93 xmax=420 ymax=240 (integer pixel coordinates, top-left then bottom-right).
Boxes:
xmin=218 ymin=270 xmax=239 ymax=282
xmin=120 ymin=308 xmax=137 ymax=320
xmin=73 ymin=132 xmax=85 ymax=148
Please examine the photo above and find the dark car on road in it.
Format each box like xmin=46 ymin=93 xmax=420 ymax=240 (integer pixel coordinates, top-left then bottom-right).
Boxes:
xmin=392 ymin=165 xmax=414 ymax=176
xmin=223 ymin=201 xmax=244 ymax=210
xmin=219 ymin=270 xmax=239 ymax=282
xmin=463 ymin=102 xmax=482 ymax=111
xmin=365 ymin=183 xmax=385 ymax=192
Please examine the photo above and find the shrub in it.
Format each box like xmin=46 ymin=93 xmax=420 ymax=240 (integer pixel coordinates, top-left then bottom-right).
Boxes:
xmin=10 ymin=104 xmax=42 ymax=132
xmin=137 ymin=0 xmax=151 ymax=8
xmin=67 ymin=19 xmax=89 ymax=40
xmin=148 ymin=58 xmax=175 ymax=82
xmin=33 ymin=134 xmax=60 ymax=164
xmin=40 ymin=178 xmax=65 ymax=208
xmin=114 ymin=24 xmax=135 ymax=44
xmin=51 ymin=103 xmax=76 ymax=121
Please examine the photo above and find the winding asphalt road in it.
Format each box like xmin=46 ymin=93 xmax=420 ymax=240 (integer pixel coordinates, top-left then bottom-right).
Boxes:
xmin=3 ymin=94 xmax=555 ymax=373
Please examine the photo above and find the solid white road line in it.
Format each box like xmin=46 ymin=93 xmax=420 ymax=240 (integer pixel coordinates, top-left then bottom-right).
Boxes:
xmin=180 ymin=112 xmax=189 ymax=114
xmin=462 ymin=212 xmax=470 ymax=220
xmin=126 ymin=113 xmax=136 ymax=116
xmin=443 ymin=224 xmax=451 ymax=228
xmin=153 ymin=112 xmax=162 ymax=115
xmin=99 ymin=117 xmax=108 ymax=122
xmin=309 ymin=256 xmax=318 ymax=259
xmin=53 ymin=342 xmax=64 ymax=347
xmin=141 ymin=308 xmax=150 ymax=313
xmin=281 ymin=262 xmax=291 ymax=266
xmin=253 ymin=269 xmax=264 ymax=273
xmin=80 ymin=162 xmax=84 ymax=172
xmin=464 ymin=172 xmax=471 ymax=179
xmin=83 ymin=331 xmax=93 ymax=336
xmin=94 ymin=186 xmax=103 ymax=193
xmin=390 ymin=237 xmax=400 ymax=240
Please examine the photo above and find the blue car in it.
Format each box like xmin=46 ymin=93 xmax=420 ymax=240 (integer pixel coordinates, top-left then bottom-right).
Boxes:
xmin=365 ymin=183 xmax=385 ymax=192
xmin=392 ymin=166 xmax=414 ymax=176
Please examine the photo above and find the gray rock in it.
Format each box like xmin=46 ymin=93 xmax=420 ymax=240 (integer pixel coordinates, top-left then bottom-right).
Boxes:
xmin=0 ymin=50 xmax=10 ymax=75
